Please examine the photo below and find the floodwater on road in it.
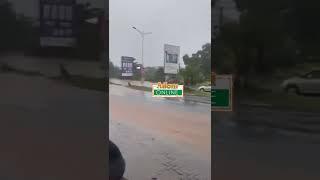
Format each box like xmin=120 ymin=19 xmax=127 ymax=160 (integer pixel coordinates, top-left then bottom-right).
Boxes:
xmin=109 ymin=84 xmax=211 ymax=180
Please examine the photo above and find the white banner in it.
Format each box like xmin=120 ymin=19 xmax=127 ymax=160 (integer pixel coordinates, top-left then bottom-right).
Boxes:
xmin=121 ymin=72 xmax=133 ymax=77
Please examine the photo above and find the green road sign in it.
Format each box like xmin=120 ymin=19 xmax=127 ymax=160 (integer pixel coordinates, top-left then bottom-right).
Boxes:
xmin=212 ymin=75 xmax=233 ymax=111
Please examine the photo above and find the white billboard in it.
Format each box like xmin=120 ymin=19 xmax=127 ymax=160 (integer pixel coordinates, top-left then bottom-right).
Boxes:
xmin=164 ymin=44 xmax=180 ymax=74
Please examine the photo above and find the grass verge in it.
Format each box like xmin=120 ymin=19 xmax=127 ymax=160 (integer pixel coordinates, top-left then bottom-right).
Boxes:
xmin=127 ymin=85 xmax=152 ymax=92
xmin=185 ymin=89 xmax=211 ymax=97
xmin=0 ymin=63 xmax=106 ymax=92
xmin=61 ymin=75 xmax=106 ymax=92
xmin=0 ymin=63 xmax=44 ymax=77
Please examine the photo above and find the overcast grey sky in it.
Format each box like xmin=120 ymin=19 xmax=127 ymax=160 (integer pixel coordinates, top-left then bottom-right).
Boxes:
xmin=110 ymin=0 xmax=211 ymax=67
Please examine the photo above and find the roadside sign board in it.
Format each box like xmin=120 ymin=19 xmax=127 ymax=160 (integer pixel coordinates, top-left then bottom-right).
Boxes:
xmin=164 ymin=44 xmax=180 ymax=74
xmin=121 ymin=56 xmax=134 ymax=77
xmin=39 ymin=0 xmax=77 ymax=47
xmin=212 ymin=75 xmax=233 ymax=111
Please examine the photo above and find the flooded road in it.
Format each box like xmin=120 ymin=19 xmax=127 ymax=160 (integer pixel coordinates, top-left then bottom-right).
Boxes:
xmin=214 ymin=111 xmax=320 ymax=180
xmin=109 ymin=84 xmax=211 ymax=180
xmin=0 ymin=74 xmax=107 ymax=180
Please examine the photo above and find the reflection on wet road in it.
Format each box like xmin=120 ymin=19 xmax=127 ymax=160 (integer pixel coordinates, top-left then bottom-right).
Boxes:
xmin=0 ymin=74 xmax=107 ymax=180
xmin=109 ymin=84 xmax=211 ymax=180
xmin=214 ymin=111 xmax=320 ymax=180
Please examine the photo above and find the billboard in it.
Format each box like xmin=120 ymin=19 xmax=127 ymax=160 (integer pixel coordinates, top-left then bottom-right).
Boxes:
xmin=39 ymin=0 xmax=77 ymax=47
xmin=164 ymin=44 xmax=180 ymax=74
xmin=121 ymin=56 xmax=134 ymax=77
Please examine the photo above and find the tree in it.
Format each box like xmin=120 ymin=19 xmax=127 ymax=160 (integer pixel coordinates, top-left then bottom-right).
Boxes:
xmin=286 ymin=0 xmax=320 ymax=59
xmin=213 ymin=22 xmax=252 ymax=88
xmin=0 ymin=0 xmax=34 ymax=53
xmin=144 ymin=67 xmax=165 ymax=82
xmin=240 ymin=0 xmax=293 ymax=71
xmin=182 ymin=43 xmax=211 ymax=85
xmin=212 ymin=0 xmax=303 ymax=88
xmin=181 ymin=56 xmax=203 ymax=85
xmin=109 ymin=61 xmax=120 ymax=78
xmin=198 ymin=43 xmax=211 ymax=79
xmin=144 ymin=67 xmax=157 ymax=82
xmin=0 ymin=0 xmax=15 ymax=51
xmin=154 ymin=67 xmax=165 ymax=82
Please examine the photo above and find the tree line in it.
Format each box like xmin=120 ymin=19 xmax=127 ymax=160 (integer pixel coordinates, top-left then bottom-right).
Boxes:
xmin=0 ymin=0 xmax=34 ymax=53
xmin=213 ymin=0 xmax=320 ymax=88
xmin=109 ymin=42 xmax=211 ymax=86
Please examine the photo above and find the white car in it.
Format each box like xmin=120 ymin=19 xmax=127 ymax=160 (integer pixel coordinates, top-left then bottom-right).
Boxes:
xmin=198 ymin=85 xmax=211 ymax=92
xmin=281 ymin=70 xmax=320 ymax=95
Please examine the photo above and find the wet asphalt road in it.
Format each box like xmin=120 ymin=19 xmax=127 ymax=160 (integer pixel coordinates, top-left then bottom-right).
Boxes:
xmin=110 ymin=83 xmax=320 ymax=180
xmin=109 ymin=84 xmax=211 ymax=180
xmin=0 ymin=73 xmax=108 ymax=180
xmin=3 ymin=71 xmax=319 ymax=180
xmin=214 ymin=111 xmax=320 ymax=180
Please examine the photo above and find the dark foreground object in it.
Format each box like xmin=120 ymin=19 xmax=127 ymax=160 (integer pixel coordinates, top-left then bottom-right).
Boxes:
xmin=109 ymin=140 xmax=126 ymax=180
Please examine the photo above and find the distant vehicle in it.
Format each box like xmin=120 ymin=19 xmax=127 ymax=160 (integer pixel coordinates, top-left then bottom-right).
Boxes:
xmin=198 ymin=84 xmax=211 ymax=92
xmin=281 ymin=70 xmax=320 ymax=95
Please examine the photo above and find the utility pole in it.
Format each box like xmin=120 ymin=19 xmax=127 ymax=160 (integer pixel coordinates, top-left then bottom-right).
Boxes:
xmin=132 ymin=26 xmax=152 ymax=84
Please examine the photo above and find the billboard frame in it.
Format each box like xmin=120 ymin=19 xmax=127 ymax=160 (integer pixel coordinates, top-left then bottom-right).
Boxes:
xmin=164 ymin=44 xmax=180 ymax=75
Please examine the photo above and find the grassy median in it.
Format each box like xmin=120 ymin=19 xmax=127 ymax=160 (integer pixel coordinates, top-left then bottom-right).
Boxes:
xmin=60 ymin=75 xmax=106 ymax=92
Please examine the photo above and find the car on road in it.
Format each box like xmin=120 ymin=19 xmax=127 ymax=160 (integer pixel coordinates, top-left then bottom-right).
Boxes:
xmin=281 ymin=70 xmax=320 ymax=95
xmin=198 ymin=84 xmax=211 ymax=92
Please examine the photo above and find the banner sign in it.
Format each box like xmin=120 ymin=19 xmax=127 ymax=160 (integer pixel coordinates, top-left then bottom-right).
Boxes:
xmin=40 ymin=0 xmax=77 ymax=47
xmin=121 ymin=56 xmax=134 ymax=77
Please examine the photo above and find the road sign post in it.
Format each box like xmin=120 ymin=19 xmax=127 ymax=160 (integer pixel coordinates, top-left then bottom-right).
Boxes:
xmin=212 ymin=75 xmax=233 ymax=111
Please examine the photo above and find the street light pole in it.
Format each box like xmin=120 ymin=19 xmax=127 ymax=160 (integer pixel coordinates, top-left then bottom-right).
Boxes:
xmin=141 ymin=35 xmax=144 ymax=66
xmin=132 ymin=26 xmax=152 ymax=84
